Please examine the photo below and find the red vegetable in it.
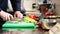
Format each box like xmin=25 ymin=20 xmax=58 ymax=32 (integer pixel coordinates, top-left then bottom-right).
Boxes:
xmin=28 ymin=14 xmax=36 ymax=20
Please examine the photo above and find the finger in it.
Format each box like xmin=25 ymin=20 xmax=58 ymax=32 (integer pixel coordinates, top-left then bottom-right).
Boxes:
xmin=3 ymin=17 xmax=6 ymax=21
xmin=7 ymin=15 xmax=10 ymax=21
xmin=20 ymin=14 xmax=23 ymax=18
xmin=18 ymin=14 xmax=23 ymax=18
xmin=5 ymin=15 xmax=8 ymax=20
xmin=17 ymin=14 xmax=20 ymax=18
xmin=2 ymin=16 xmax=6 ymax=21
xmin=14 ymin=14 xmax=17 ymax=18
xmin=17 ymin=13 xmax=23 ymax=18
xmin=9 ymin=15 xmax=13 ymax=20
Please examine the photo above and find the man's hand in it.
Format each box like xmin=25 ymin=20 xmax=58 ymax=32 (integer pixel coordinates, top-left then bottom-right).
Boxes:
xmin=0 ymin=10 xmax=13 ymax=21
xmin=14 ymin=11 xmax=23 ymax=18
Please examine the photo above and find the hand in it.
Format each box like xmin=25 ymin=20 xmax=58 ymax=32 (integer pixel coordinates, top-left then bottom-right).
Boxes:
xmin=0 ymin=10 xmax=13 ymax=21
xmin=14 ymin=11 xmax=23 ymax=18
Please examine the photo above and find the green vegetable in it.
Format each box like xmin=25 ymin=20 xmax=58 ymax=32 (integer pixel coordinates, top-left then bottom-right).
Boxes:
xmin=24 ymin=16 xmax=37 ymax=24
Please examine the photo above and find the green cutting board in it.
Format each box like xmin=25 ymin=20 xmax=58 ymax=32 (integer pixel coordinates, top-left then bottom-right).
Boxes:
xmin=2 ymin=21 xmax=36 ymax=28
xmin=2 ymin=27 xmax=36 ymax=31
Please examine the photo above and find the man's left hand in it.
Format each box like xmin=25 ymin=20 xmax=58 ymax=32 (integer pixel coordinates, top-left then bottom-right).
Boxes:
xmin=14 ymin=11 xmax=23 ymax=18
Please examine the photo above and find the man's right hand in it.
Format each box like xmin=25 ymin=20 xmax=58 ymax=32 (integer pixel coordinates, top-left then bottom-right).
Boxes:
xmin=0 ymin=10 xmax=13 ymax=21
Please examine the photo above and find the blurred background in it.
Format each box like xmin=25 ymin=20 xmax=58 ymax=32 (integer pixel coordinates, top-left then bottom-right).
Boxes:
xmin=8 ymin=0 xmax=60 ymax=15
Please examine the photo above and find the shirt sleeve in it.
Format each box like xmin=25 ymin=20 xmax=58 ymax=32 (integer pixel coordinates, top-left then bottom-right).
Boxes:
xmin=0 ymin=8 xmax=1 ymax=12
xmin=10 ymin=0 xmax=21 ymax=12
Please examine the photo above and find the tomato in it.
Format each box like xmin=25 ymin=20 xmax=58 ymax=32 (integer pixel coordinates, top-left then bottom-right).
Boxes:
xmin=28 ymin=14 xmax=36 ymax=20
xmin=45 ymin=11 xmax=54 ymax=16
